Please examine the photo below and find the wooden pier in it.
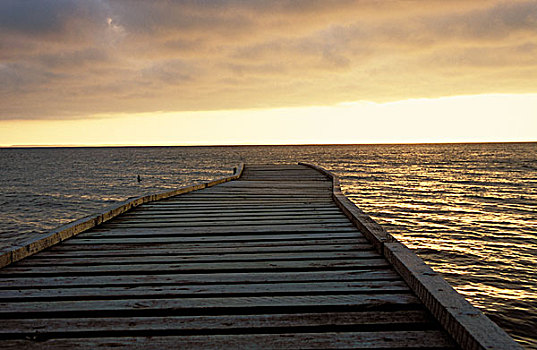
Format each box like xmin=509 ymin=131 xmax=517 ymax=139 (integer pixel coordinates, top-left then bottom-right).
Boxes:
xmin=0 ymin=164 xmax=521 ymax=349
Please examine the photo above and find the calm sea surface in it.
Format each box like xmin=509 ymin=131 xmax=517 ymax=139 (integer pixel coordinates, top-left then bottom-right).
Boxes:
xmin=1 ymin=144 xmax=536 ymax=348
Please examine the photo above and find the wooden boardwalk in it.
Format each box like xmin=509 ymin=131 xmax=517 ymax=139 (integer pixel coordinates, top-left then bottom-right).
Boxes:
xmin=0 ymin=164 xmax=520 ymax=349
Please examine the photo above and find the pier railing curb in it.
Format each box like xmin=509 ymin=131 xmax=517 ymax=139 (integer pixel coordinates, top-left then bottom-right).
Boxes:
xmin=299 ymin=162 xmax=522 ymax=350
xmin=0 ymin=163 xmax=244 ymax=269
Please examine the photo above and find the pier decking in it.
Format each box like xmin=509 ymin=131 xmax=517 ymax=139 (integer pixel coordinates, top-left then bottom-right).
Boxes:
xmin=0 ymin=164 xmax=521 ymax=349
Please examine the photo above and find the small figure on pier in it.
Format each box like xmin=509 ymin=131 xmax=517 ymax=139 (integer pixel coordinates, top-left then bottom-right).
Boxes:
xmin=233 ymin=167 xmax=237 ymax=175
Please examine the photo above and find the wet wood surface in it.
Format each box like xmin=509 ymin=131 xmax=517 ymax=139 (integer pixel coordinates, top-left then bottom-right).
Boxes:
xmin=0 ymin=164 xmax=458 ymax=349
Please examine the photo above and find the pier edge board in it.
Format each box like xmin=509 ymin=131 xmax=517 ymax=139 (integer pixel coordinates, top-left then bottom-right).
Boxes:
xmin=0 ymin=163 xmax=245 ymax=269
xmin=298 ymin=162 xmax=522 ymax=350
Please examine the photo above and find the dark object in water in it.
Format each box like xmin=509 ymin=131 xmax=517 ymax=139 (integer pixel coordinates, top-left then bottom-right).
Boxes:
xmin=137 ymin=175 xmax=142 ymax=182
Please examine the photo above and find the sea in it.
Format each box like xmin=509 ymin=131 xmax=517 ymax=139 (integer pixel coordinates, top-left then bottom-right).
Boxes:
xmin=1 ymin=143 xmax=536 ymax=348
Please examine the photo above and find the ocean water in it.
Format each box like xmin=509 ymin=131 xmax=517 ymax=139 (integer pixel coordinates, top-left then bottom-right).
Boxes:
xmin=1 ymin=143 xmax=536 ymax=348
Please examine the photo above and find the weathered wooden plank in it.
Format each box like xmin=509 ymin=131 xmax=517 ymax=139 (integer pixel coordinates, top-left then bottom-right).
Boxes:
xmin=36 ymin=243 xmax=374 ymax=258
xmin=243 ymin=170 xmax=320 ymax=174
xmin=237 ymin=178 xmax=326 ymax=180
xmin=67 ymin=232 xmax=363 ymax=243
xmin=136 ymin=206 xmax=340 ymax=213
xmin=240 ymin=172 xmax=325 ymax=176
xmin=91 ymin=223 xmax=358 ymax=233
xmin=138 ymin=204 xmax=339 ymax=210
xmin=216 ymin=184 xmax=328 ymax=189
xmin=149 ymin=197 xmax=333 ymax=202
xmin=46 ymin=237 xmax=368 ymax=250
xmin=210 ymin=188 xmax=331 ymax=193
xmin=197 ymin=188 xmax=331 ymax=194
xmin=238 ymin=175 xmax=324 ymax=178
xmin=0 ymin=280 xmax=410 ymax=301
xmin=0 ymin=330 xmax=456 ymax=349
xmin=174 ymin=192 xmax=332 ymax=197
xmin=240 ymin=173 xmax=326 ymax=176
xmin=107 ymin=218 xmax=348 ymax=226
xmin=136 ymin=208 xmax=339 ymax=216
xmin=242 ymin=170 xmax=321 ymax=174
xmin=179 ymin=193 xmax=332 ymax=198
xmin=168 ymin=190 xmax=330 ymax=195
xmin=112 ymin=213 xmax=348 ymax=224
xmin=0 ymin=270 xmax=401 ymax=289
xmin=174 ymin=197 xmax=332 ymax=202
xmin=159 ymin=193 xmax=332 ymax=198
xmin=234 ymin=179 xmax=327 ymax=182
xmin=245 ymin=164 xmax=308 ymax=167
xmin=180 ymin=190 xmax=331 ymax=194
xmin=244 ymin=165 xmax=309 ymax=169
xmin=102 ymin=219 xmax=352 ymax=229
xmin=18 ymin=250 xmax=381 ymax=266
xmin=119 ymin=211 xmax=345 ymax=218
xmin=0 ymin=258 xmax=390 ymax=276
xmin=243 ymin=168 xmax=309 ymax=171
xmin=172 ymin=197 xmax=333 ymax=202
xmin=17 ymin=250 xmax=381 ymax=266
xmin=55 ymin=239 xmax=366 ymax=251
xmin=0 ymin=293 xmax=421 ymax=317
xmin=45 ymin=241 xmax=369 ymax=255
xmin=237 ymin=179 xmax=327 ymax=182
xmin=130 ymin=207 xmax=341 ymax=215
xmin=152 ymin=200 xmax=334 ymax=206
xmin=112 ymin=216 xmax=348 ymax=224
xmin=236 ymin=177 xmax=326 ymax=180
xmin=84 ymin=226 xmax=359 ymax=238
xmin=217 ymin=181 xmax=332 ymax=188
xmin=127 ymin=211 xmax=342 ymax=220
xmin=188 ymin=193 xmax=331 ymax=197
xmin=104 ymin=220 xmax=350 ymax=228
xmin=214 ymin=180 xmax=326 ymax=191
xmin=141 ymin=204 xmax=335 ymax=209
xmin=0 ymin=310 xmax=435 ymax=336
xmin=129 ymin=211 xmax=341 ymax=218
xmin=240 ymin=171 xmax=323 ymax=174
xmin=188 ymin=182 xmax=327 ymax=187
xmin=133 ymin=204 xmax=338 ymax=210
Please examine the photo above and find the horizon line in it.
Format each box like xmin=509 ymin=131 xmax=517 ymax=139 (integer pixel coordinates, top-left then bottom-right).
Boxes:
xmin=2 ymin=140 xmax=536 ymax=149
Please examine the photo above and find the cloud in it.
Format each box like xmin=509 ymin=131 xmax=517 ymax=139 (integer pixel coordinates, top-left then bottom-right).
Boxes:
xmin=0 ymin=0 xmax=78 ymax=35
xmin=1 ymin=0 xmax=537 ymax=120
xmin=0 ymin=0 xmax=113 ymax=40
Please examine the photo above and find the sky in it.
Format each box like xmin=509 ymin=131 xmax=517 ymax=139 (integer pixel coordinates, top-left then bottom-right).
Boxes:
xmin=1 ymin=0 xmax=536 ymax=146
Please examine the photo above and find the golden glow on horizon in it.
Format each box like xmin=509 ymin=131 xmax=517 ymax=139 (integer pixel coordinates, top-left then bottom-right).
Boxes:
xmin=1 ymin=94 xmax=536 ymax=147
